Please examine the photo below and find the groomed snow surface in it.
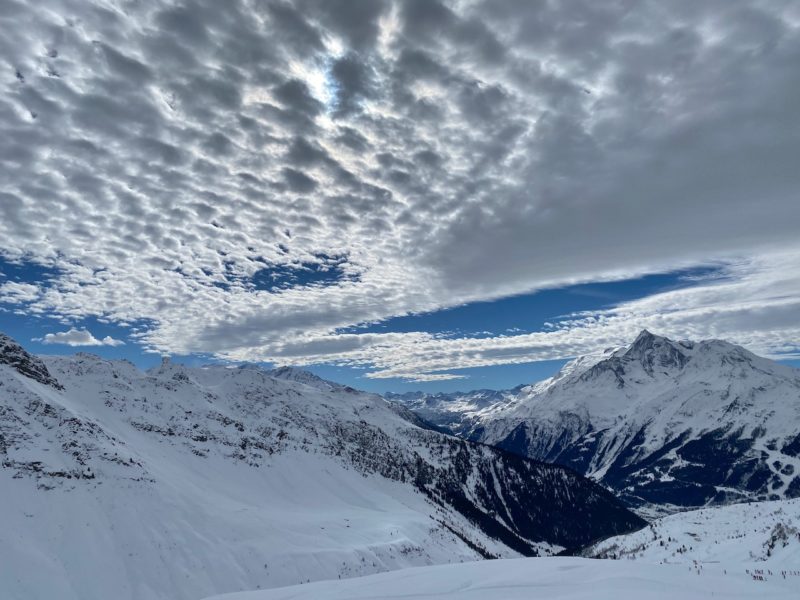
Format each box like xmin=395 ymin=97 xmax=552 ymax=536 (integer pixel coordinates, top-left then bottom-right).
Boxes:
xmin=204 ymin=557 xmax=797 ymax=600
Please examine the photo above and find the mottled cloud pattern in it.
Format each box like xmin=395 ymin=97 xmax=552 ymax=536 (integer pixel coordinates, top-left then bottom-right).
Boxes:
xmin=1 ymin=0 xmax=799 ymax=380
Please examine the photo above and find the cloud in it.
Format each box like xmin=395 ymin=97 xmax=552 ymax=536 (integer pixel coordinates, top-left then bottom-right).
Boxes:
xmin=36 ymin=328 xmax=125 ymax=347
xmin=0 ymin=282 xmax=40 ymax=303
xmin=0 ymin=0 xmax=798 ymax=380
xmin=404 ymin=372 xmax=467 ymax=382
xmin=329 ymin=53 xmax=376 ymax=117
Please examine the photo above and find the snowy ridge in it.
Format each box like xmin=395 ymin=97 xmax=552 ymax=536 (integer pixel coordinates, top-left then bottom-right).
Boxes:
xmin=266 ymin=365 xmax=346 ymax=392
xmin=0 ymin=334 xmax=643 ymax=600
xmin=582 ymin=498 xmax=800 ymax=566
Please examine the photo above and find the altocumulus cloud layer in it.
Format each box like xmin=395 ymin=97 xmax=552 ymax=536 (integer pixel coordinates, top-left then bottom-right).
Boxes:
xmin=1 ymin=0 xmax=799 ymax=380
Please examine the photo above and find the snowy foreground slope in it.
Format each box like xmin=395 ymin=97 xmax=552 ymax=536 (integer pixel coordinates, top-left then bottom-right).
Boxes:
xmin=0 ymin=333 xmax=643 ymax=600
xmin=203 ymin=556 xmax=797 ymax=600
xmin=582 ymin=498 xmax=800 ymax=565
xmin=208 ymin=499 xmax=800 ymax=600
xmin=395 ymin=331 xmax=800 ymax=513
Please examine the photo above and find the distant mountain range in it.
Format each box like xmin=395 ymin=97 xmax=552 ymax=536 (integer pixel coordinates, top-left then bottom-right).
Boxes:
xmin=384 ymin=387 xmax=521 ymax=436
xmin=0 ymin=333 xmax=643 ymax=600
xmin=391 ymin=331 xmax=800 ymax=514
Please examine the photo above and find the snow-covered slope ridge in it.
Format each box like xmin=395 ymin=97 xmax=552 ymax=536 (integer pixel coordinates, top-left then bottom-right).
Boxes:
xmin=454 ymin=330 xmax=800 ymax=512
xmin=0 ymin=334 xmax=643 ymax=600
xmin=582 ymin=498 xmax=800 ymax=565
xmin=209 ymin=498 xmax=800 ymax=600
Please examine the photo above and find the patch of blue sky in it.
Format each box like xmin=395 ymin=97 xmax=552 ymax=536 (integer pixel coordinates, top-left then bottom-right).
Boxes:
xmin=322 ymin=59 xmax=341 ymax=114
xmin=342 ymin=266 xmax=724 ymax=338
xmin=7 ymin=313 xmax=155 ymax=363
xmin=0 ymin=254 xmax=62 ymax=285
xmin=174 ymin=253 xmax=357 ymax=292
xmin=249 ymin=254 xmax=355 ymax=291
xmin=304 ymin=360 xmax=570 ymax=395
xmin=0 ymin=308 xmax=225 ymax=371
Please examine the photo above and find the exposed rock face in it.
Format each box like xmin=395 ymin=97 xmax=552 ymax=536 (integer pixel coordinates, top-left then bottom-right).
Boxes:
xmin=0 ymin=333 xmax=62 ymax=389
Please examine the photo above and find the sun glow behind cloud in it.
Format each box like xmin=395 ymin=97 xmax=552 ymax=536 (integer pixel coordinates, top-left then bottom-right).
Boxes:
xmin=1 ymin=0 xmax=799 ymax=388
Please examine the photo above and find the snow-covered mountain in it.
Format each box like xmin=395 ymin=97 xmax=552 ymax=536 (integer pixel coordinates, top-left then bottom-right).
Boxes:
xmin=581 ymin=498 xmax=800 ymax=565
xmin=393 ymin=331 xmax=800 ymax=514
xmin=0 ymin=333 xmax=643 ymax=600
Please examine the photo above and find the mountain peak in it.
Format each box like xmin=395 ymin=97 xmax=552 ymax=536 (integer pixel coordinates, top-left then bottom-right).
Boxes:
xmin=621 ymin=329 xmax=688 ymax=374
xmin=0 ymin=332 xmax=63 ymax=389
xmin=571 ymin=331 xmax=688 ymax=386
xmin=629 ymin=329 xmax=666 ymax=349
xmin=268 ymin=365 xmax=338 ymax=391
